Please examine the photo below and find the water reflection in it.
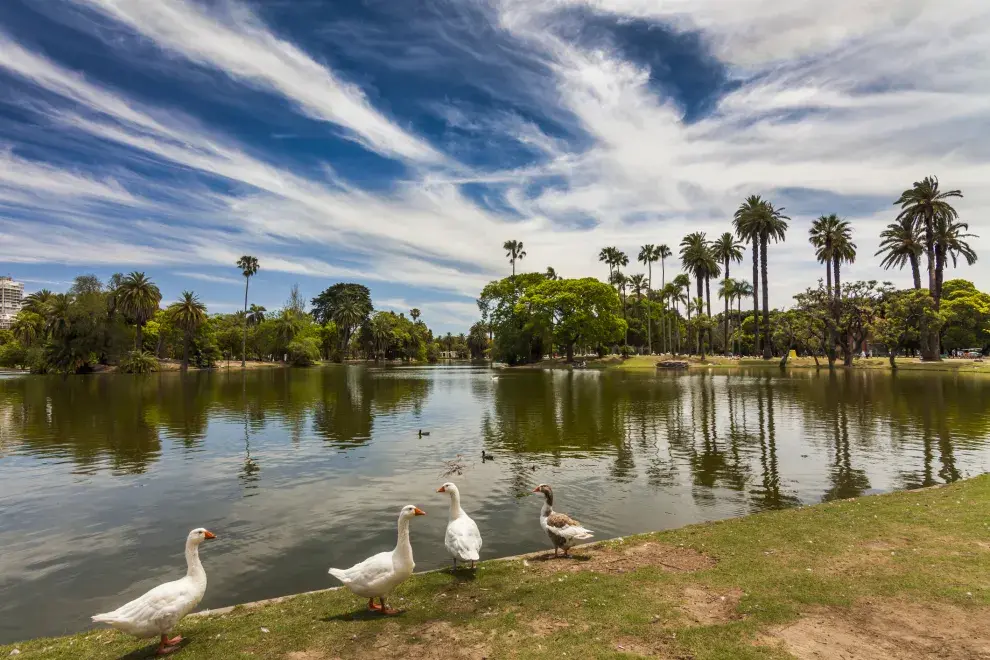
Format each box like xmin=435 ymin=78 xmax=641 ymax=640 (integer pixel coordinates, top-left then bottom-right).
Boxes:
xmin=1 ymin=366 xmax=989 ymax=643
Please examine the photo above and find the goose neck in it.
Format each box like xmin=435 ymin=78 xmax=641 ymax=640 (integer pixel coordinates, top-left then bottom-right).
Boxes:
xmin=447 ymin=489 xmax=465 ymax=521
xmin=185 ymin=540 xmax=206 ymax=583
xmin=394 ymin=515 xmax=414 ymax=564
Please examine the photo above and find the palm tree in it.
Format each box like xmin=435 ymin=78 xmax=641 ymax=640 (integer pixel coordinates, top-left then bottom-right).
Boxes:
xmin=611 ymin=271 xmax=630 ymax=345
xmin=809 ymin=214 xmax=855 ymax=300
xmin=733 ymin=196 xmax=765 ymax=356
xmin=718 ymin=278 xmax=737 ymax=355
xmin=875 ymin=217 xmax=924 ymax=289
xmin=274 ymin=309 xmax=301 ymax=357
xmin=711 ymin=232 xmax=744 ymax=355
xmin=117 ymin=272 xmax=162 ymax=350
xmin=735 ymin=196 xmax=788 ymax=359
xmin=11 ymin=312 xmax=42 ymax=347
xmin=638 ymin=244 xmax=660 ymax=354
xmin=503 ymin=240 xmax=526 ymax=277
xmin=544 ymin=266 xmax=559 ymax=280
xmin=658 ymin=244 xmax=672 ymax=352
xmin=22 ymin=289 xmax=55 ymax=318
xmin=680 ymin=233 xmax=716 ymax=353
xmin=894 ymin=176 xmax=970 ymax=360
xmin=169 ymin=291 xmax=207 ymax=371
xmin=894 ymin=176 xmax=962 ymax=302
xmin=672 ymin=273 xmax=691 ymax=354
xmin=629 ymin=273 xmax=648 ymax=350
xmin=45 ymin=293 xmax=72 ymax=340
xmin=237 ymin=255 xmax=260 ymax=367
xmin=247 ymin=304 xmax=267 ymax=325
xmin=734 ymin=280 xmax=753 ymax=355
xmin=410 ymin=308 xmax=421 ymax=322
xmin=933 ymin=216 xmax=977 ymax=299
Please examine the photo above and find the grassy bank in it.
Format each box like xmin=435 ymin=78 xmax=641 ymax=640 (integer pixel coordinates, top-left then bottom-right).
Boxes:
xmin=610 ymin=354 xmax=990 ymax=374
xmin=5 ymin=478 xmax=990 ymax=659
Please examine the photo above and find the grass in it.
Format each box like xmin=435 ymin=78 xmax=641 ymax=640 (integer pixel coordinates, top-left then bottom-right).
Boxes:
xmin=611 ymin=354 xmax=990 ymax=373
xmin=5 ymin=477 xmax=990 ymax=659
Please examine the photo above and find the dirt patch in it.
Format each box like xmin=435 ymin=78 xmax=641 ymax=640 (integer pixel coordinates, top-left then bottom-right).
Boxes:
xmin=526 ymin=615 xmax=572 ymax=636
xmin=679 ymin=587 xmax=743 ymax=625
xmin=520 ymin=541 xmax=715 ymax=576
xmin=364 ymin=621 xmax=490 ymax=659
xmin=774 ymin=599 xmax=990 ymax=660
xmin=285 ymin=652 xmax=326 ymax=660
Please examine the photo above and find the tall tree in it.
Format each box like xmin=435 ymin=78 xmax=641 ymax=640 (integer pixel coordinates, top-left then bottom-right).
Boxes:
xmin=410 ymin=308 xmax=421 ymax=322
xmin=711 ymin=232 xmax=744 ymax=356
xmin=894 ymin=176 xmax=963 ymax=359
xmin=876 ymin=217 xmax=924 ymax=289
xmin=658 ymin=244 xmax=672 ymax=352
xmin=503 ymin=240 xmax=526 ymax=277
xmin=733 ymin=196 xmax=764 ymax=356
xmin=680 ymin=233 xmax=717 ymax=354
xmin=237 ymin=255 xmax=260 ymax=367
xmin=809 ymin=215 xmax=839 ymax=299
xmin=638 ymin=244 xmax=660 ymax=354
xmin=718 ymin=278 xmax=736 ymax=355
xmin=169 ymin=291 xmax=207 ymax=371
xmin=734 ymin=280 xmax=753 ymax=355
xmin=735 ymin=196 xmax=788 ymax=359
xmin=544 ymin=266 xmax=559 ymax=281
xmin=117 ymin=272 xmax=162 ymax=350
xmin=311 ymin=283 xmax=373 ymax=361
xmin=933 ymin=216 xmax=977 ymax=301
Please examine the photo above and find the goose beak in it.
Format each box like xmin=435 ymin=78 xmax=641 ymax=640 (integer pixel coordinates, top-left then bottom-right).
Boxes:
xmin=413 ymin=507 xmax=426 ymax=516
xmin=436 ymin=486 xmax=446 ymax=493
xmin=204 ymin=531 xmax=217 ymax=540
xmin=532 ymin=487 xmax=541 ymax=493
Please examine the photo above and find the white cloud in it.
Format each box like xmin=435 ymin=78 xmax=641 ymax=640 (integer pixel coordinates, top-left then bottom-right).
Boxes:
xmin=67 ymin=0 xmax=445 ymax=163
xmin=1 ymin=0 xmax=989 ymax=331
xmin=174 ymin=271 xmax=242 ymax=285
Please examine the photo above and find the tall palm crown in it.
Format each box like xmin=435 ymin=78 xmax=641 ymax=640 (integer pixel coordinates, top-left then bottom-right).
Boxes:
xmin=638 ymin=244 xmax=661 ymax=353
xmin=894 ymin=175 xmax=962 ymax=297
xmin=170 ymin=291 xmax=208 ymax=370
xmin=410 ymin=308 xmax=421 ymax=322
xmin=935 ymin=218 xmax=977 ymax=269
xmin=45 ymin=293 xmax=72 ymax=339
xmin=711 ymin=232 xmax=743 ymax=355
xmin=237 ymin=255 xmax=260 ymax=366
xmin=735 ymin=196 xmax=789 ymax=359
xmin=875 ymin=217 xmax=924 ymax=289
xmin=733 ymin=195 xmax=765 ymax=356
xmin=247 ymin=304 xmax=267 ymax=325
xmin=11 ymin=312 xmax=42 ymax=347
xmin=809 ymin=214 xmax=855 ymax=298
xmin=679 ymin=232 xmax=709 ymax=299
xmin=118 ymin=272 xmax=162 ymax=350
xmin=23 ymin=289 xmax=55 ymax=317
xmin=628 ymin=273 xmax=648 ymax=300
xmin=503 ymin=240 xmax=526 ymax=277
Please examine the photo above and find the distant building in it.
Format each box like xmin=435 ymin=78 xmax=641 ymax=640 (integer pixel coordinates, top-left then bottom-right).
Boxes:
xmin=0 ymin=277 xmax=24 ymax=330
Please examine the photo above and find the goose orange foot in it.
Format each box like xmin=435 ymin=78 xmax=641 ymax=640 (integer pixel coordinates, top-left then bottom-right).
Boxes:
xmin=156 ymin=634 xmax=183 ymax=656
xmin=368 ymin=598 xmax=383 ymax=611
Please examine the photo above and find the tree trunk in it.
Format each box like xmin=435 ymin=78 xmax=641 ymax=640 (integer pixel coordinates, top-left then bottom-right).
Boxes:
xmin=921 ymin=214 xmax=939 ymax=361
xmin=751 ymin=241 xmax=760 ymax=357
xmin=566 ymin=341 xmax=575 ymax=362
xmin=736 ymin=296 xmax=742 ymax=356
xmin=760 ymin=234 xmax=771 ymax=360
xmin=646 ymin=263 xmax=653 ymax=354
xmin=723 ymin=259 xmax=730 ymax=357
xmin=825 ymin=260 xmax=832 ymax=300
xmin=833 ymin=255 xmax=841 ymax=301
xmin=242 ymin=277 xmax=249 ymax=368
xmin=889 ymin=352 xmax=897 ymax=369
xmin=812 ymin=352 xmax=820 ymax=367
xmin=182 ymin=331 xmax=190 ymax=371
xmin=135 ymin=323 xmax=143 ymax=351
xmin=910 ymin=253 xmax=921 ymax=290
xmin=705 ymin=275 xmax=712 ymax=354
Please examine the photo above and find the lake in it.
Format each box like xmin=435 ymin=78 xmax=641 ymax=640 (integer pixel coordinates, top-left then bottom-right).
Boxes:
xmin=1 ymin=365 xmax=989 ymax=643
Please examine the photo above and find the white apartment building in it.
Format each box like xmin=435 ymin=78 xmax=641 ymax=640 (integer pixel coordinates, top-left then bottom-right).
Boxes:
xmin=0 ymin=277 xmax=24 ymax=330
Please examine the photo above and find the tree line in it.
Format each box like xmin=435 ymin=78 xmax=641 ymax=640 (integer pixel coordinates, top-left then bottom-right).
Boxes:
xmin=0 ymin=259 xmax=472 ymax=374
xmin=483 ymin=176 xmax=984 ymax=365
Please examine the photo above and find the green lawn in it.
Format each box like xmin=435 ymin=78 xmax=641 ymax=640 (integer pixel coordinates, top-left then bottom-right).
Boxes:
xmin=6 ymin=477 xmax=990 ymax=659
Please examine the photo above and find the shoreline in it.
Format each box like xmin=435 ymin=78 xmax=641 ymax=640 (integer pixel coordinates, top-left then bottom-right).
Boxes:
xmin=5 ymin=476 xmax=989 ymax=657
xmin=516 ymin=354 xmax=990 ymax=374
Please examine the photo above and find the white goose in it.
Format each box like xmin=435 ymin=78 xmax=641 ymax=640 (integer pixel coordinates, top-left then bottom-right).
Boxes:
xmin=437 ymin=482 xmax=482 ymax=569
xmin=92 ymin=527 xmax=216 ymax=656
xmin=329 ymin=504 xmax=425 ymax=614
xmin=533 ymin=484 xmax=593 ymax=557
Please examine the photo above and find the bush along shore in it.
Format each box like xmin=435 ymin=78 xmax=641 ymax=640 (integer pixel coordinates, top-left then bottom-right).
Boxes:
xmin=4 ymin=476 xmax=990 ymax=659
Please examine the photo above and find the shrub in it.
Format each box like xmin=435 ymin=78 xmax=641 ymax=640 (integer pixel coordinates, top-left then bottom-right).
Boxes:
xmin=119 ymin=350 xmax=160 ymax=374
xmin=0 ymin=342 xmax=27 ymax=369
xmin=287 ymin=337 xmax=320 ymax=366
xmin=620 ymin=345 xmax=634 ymax=358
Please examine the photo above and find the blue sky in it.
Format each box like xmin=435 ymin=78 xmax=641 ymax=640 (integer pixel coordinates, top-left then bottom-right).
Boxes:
xmin=0 ymin=0 xmax=987 ymax=332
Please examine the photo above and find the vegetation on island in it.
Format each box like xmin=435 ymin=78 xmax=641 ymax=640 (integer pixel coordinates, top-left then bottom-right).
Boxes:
xmin=5 ymin=473 xmax=989 ymax=659
xmin=1 ymin=174 xmax=985 ymax=374
xmin=482 ymin=176 xmax=984 ymax=368
xmin=0 ymin=265 xmax=469 ymax=374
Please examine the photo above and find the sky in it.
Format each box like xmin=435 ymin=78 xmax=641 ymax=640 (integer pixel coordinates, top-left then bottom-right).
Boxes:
xmin=0 ymin=0 xmax=987 ymax=333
